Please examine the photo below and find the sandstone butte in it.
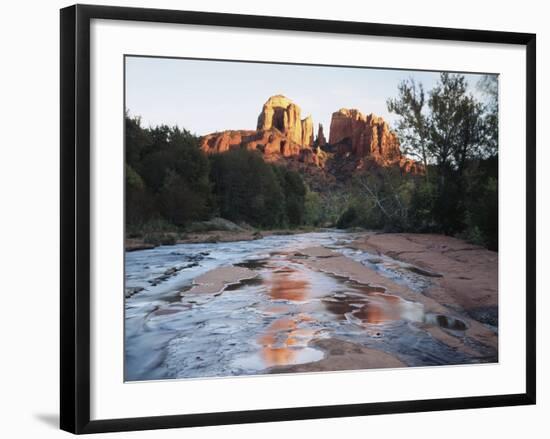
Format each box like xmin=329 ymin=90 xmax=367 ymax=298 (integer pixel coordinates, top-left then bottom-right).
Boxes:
xmin=316 ymin=123 xmax=327 ymax=148
xmin=199 ymin=94 xmax=422 ymax=174
xmin=328 ymin=108 xmax=422 ymax=173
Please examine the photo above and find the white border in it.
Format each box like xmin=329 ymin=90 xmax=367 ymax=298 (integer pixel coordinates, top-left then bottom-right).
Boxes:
xmin=90 ymin=19 xmax=526 ymax=420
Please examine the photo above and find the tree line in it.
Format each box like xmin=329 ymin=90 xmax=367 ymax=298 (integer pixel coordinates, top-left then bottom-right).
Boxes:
xmin=125 ymin=115 xmax=312 ymax=238
xmin=337 ymin=73 xmax=498 ymax=249
xmin=126 ymin=72 xmax=499 ymax=250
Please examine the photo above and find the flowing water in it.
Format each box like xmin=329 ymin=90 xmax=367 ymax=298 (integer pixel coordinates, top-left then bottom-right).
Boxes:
xmin=125 ymin=231 xmax=481 ymax=381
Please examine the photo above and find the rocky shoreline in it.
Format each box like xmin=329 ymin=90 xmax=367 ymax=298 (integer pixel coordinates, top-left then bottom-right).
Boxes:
xmin=294 ymin=241 xmax=497 ymax=367
xmin=125 ymin=227 xmax=318 ymax=252
xmin=350 ymin=233 xmax=499 ymax=328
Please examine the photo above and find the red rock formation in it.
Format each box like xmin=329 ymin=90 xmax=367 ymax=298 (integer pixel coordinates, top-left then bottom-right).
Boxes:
xmin=201 ymin=95 xmax=319 ymax=162
xmin=200 ymin=129 xmax=303 ymax=159
xmin=299 ymin=148 xmax=320 ymax=166
xmin=301 ymin=115 xmax=314 ymax=148
xmin=329 ymin=109 xmax=401 ymax=163
xmin=316 ymin=123 xmax=326 ymax=148
xmin=257 ymin=95 xmax=302 ymax=145
xmin=199 ymin=97 xmax=422 ymax=175
xmin=200 ymin=130 xmax=255 ymax=154
xmin=399 ymin=157 xmax=424 ymax=174
xmin=328 ymin=108 xmax=421 ymax=174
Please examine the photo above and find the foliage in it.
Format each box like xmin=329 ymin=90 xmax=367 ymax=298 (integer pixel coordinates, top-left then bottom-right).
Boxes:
xmin=274 ymin=166 xmax=307 ymax=226
xmin=303 ymin=190 xmax=323 ymax=226
xmin=461 ymin=157 xmax=498 ymax=249
xmin=125 ymin=71 xmax=499 ymax=251
xmin=337 ymin=167 xmax=416 ymax=231
xmin=159 ymin=170 xmax=208 ymax=226
xmin=387 ymin=79 xmax=430 ymax=170
xmin=125 ymin=116 xmax=312 ymax=234
xmin=371 ymin=72 xmax=500 ymax=248
xmin=143 ymin=232 xmax=177 ymax=246
xmin=125 ymin=115 xmax=211 ymax=231
xmin=209 ymin=149 xmax=286 ymax=228
xmin=477 ymin=75 xmax=499 ymax=156
xmin=209 ymin=149 xmax=309 ymax=228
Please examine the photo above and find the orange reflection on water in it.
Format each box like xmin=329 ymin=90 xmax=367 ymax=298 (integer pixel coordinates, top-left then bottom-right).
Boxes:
xmin=259 ymin=266 xmax=316 ymax=366
xmin=354 ymin=293 xmax=404 ymax=324
xmin=267 ymin=266 xmax=310 ymax=301
xmin=259 ymin=318 xmax=298 ymax=366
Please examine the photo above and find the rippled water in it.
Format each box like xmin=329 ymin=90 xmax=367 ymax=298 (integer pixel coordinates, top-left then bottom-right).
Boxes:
xmin=124 ymin=231 xmax=480 ymax=381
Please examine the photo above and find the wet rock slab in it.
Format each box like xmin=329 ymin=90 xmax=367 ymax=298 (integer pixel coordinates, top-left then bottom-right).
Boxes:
xmin=124 ymin=231 xmax=498 ymax=380
xmin=268 ymin=338 xmax=405 ymax=373
xmin=185 ymin=266 xmax=258 ymax=294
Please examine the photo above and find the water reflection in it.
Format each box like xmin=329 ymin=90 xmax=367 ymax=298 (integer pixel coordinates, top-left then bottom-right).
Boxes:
xmin=258 ymin=317 xmax=320 ymax=366
xmin=322 ymin=286 xmax=425 ymax=326
xmin=350 ymin=292 xmax=423 ymax=325
xmin=126 ymin=231 xmax=481 ymax=380
xmin=255 ymin=262 xmax=428 ymax=368
xmin=258 ymin=265 xmax=320 ymax=366
xmin=266 ymin=265 xmax=310 ymax=302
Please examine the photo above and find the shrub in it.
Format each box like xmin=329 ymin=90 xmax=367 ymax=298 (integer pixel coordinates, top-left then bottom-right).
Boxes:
xmin=143 ymin=232 xmax=177 ymax=246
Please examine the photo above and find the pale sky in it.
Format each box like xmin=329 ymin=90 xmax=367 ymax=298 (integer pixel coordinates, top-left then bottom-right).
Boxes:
xmin=125 ymin=56 xmax=491 ymax=137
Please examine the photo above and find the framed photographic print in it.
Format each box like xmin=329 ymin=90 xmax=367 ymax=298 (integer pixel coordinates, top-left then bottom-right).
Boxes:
xmin=60 ymin=4 xmax=536 ymax=434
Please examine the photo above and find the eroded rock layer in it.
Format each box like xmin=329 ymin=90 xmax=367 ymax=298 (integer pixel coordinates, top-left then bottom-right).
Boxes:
xmin=316 ymin=123 xmax=327 ymax=148
xmin=329 ymin=109 xmax=400 ymax=162
xmin=199 ymin=96 xmax=423 ymax=176
xmin=328 ymin=108 xmax=422 ymax=174
xmin=200 ymin=95 xmax=318 ymax=163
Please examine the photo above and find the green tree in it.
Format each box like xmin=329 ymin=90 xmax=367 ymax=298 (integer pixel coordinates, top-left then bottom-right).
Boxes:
xmin=387 ymin=78 xmax=430 ymax=173
xmin=477 ymin=75 xmax=499 ymax=156
xmin=304 ymin=190 xmax=323 ymax=226
xmin=124 ymin=116 xmax=213 ymax=230
xmin=209 ymin=149 xmax=286 ymax=228
xmin=159 ymin=170 xmax=207 ymax=225
xmin=125 ymin=164 xmax=156 ymax=227
xmin=275 ymin=166 xmax=307 ymax=226
xmin=387 ymin=73 xmax=499 ymax=244
xmin=125 ymin=113 xmax=152 ymax=168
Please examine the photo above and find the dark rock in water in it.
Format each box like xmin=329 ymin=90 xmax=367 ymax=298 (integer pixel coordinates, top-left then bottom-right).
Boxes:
xmin=148 ymin=260 xmax=203 ymax=287
xmin=164 ymin=267 xmax=178 ymax=276
xmin=467 ymin=306 xmax=499 ymax=327
xmin=235 ymin=259 xmax=268 ymax=270
xmin=252 ymin=231 xmax=263 ymax=240
xmin=406 ymin=265 xmax=443 ymax=278
xmin=424 ymin=313 xmax=468 ymax=331
xmin=436 ymin=315 xmax=467 ymax=331
xmin=188 ymin=254 xmax=205 ymax=262
xmin=125 ymin=286 xmax=145 ymax=298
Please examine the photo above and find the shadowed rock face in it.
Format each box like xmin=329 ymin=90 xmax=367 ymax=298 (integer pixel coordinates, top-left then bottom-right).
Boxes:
xmin=329 ymin=108 xmax=401 ymax=163
xmin=316 ymin=123 xmax=327 ymax=148
xmin=328 ymin=108 xmax=423 ymax=174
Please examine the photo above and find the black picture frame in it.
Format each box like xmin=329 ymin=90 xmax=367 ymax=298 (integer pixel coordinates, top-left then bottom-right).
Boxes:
xmin=60 ymin=4 xmax=536 ymax=434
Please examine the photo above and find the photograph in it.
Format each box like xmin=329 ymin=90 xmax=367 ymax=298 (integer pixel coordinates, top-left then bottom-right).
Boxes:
xmin=123 ymin=57 xmax=499 ymax=382
xmin=0 ymin=0 xmax=543 ymax=436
